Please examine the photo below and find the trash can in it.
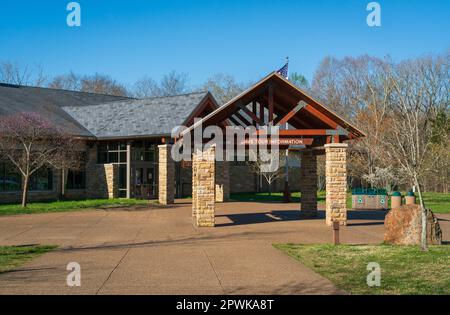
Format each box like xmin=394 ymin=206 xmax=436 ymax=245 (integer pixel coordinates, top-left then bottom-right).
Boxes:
xmin=405 ymin=191 xmax=416 ymax=205
xmin=352 ymin=188 xmax=388 ymax=210
xmin=391 ymin=191 xmax=402 ymax=209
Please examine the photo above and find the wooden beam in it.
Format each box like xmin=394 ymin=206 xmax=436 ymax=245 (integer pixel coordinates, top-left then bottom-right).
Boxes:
xmin=333 ymin=135 xmax=340 ymax=143
xmin=229 ymin=116 xmax=244 ymax=127
xmin=275 ymin=101 xmax=306 ymax=126
xmin=239 ymin=103 xmax=262 ymax=126
xmin=252 ymin=101 xmax=257 ymax=126
xmin=259 ymin=100 xmax=264 ymax=125
xmin=268 ymin=85 xmax=274 ymax=124
xmin=234 ymin=112 xmax=252 ymax=126
xmin=303 ymin=105 xmax=338 ymax=128
xmin=257 ymin=129 xmax=331 ymax=136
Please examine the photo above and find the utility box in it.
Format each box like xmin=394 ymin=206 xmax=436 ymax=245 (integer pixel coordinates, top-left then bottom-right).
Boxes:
xmin=352 ymin=188 xmax=388 ymax=210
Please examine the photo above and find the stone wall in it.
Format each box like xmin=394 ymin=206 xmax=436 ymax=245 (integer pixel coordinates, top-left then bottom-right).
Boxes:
xmin=325 ymin=143 xmax=348 ymax=226
xmin=230 ymin=164 xmax=258 ymax=193
xmin=180 ymin=163 xmax=193 ymax=197
xmin=215 ymin=161 xmax=230 ymax=202
xmin=158 ymin=144 xmax=174 ymax=205
xmin=86 ymin=144 xmax=119 ymax=199
xmin=192 ymin=147 xmax=215 ymax=227
xmin=300 ymin=150 xmax=318 ymax=217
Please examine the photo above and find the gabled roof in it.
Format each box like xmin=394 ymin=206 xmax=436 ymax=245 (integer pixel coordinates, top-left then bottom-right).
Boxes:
xmin=62 ymin=91 xmax=214 ymax=139
xmin=0 ymin=83 xmax=218 ymax=140
xmin=182 ymin=72 xmax=365 ymax=140
xmin=0 ymin=83 xmax=130 ymax=137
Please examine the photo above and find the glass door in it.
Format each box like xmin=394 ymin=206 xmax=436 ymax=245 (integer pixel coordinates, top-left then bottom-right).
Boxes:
xmin=133 ymin=166 xmax=157 ymax=199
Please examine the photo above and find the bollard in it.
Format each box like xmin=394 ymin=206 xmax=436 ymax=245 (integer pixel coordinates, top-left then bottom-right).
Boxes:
xmin=332 ymin=221 xmax=340 ymax=245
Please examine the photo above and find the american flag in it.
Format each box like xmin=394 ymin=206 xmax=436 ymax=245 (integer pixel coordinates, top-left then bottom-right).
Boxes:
xmin=276 ymin=61 xmax=289 ymax=79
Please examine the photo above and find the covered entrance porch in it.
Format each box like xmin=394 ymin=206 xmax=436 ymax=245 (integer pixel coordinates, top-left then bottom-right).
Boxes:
xmin=158 ymin=72 xmax=365 ymax=227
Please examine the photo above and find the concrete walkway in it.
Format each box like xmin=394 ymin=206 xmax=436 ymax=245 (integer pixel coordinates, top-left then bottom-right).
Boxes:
xmin=0 ymin=201 xmax=448 ymax=295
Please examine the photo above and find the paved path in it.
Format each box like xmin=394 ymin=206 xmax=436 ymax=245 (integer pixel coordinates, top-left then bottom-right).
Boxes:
xmin=0 ymin=202 xmax=448 ymax=294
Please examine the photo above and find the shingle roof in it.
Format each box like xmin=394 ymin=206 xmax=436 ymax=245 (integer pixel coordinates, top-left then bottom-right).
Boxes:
xmin=62 ymin=92 xmax=209 ymax=139
xmin=0 ymin=83 xmax=130 ymax=137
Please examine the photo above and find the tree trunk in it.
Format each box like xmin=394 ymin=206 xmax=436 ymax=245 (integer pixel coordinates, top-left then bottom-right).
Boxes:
xmin=60 ymin=169 xmax=67 ymax=200
xmin=21 ymin=174 xmax=29 ymax=208
xmin=414 ymin=177 xmax=428 ymax=251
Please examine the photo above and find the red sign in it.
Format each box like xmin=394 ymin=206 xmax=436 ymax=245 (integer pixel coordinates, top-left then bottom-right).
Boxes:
xmin=239 ymin=138 xmax=313 ymax=146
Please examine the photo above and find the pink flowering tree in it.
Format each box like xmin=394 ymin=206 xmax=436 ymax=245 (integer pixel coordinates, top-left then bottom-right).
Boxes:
xmin=0 ymin=113 xmax=82 ymax=207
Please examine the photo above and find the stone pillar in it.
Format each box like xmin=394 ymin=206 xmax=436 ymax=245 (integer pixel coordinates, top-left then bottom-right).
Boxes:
xmin=215 ymin=161 xmax=230 ymax=202
xmin=105 ymin=164 xmax=119 ymax=198
xmin=300 ymin=150 xmax=318 ymax=218
xmin=158 ymin=144 xmax=174 ymax=205
xmin=192 ymin=146 xmax=216 ymax=227
xmin=191 ymin=159 xmax=197 ymax=217
xmin=325 ymin=143 xmax=348 ymax=226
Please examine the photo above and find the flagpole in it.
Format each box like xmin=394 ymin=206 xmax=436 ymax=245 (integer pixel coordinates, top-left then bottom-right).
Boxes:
xmin=286 ymin=56 xmax=289 ymax=80
xmin=283 ymin=56 xmax=291 ymax=203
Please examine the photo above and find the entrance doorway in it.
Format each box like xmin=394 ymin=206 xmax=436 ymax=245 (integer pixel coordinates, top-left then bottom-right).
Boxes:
xmin=133 ymin=164 xmax=157 ymax=199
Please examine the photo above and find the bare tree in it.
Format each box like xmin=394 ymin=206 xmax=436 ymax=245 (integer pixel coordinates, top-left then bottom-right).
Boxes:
xmin=384 ymin=54 xmax=449 ymax=250
xmin=48 ymin=141 xmax=84 ymax=200
xmin=132 ymin=76 xmax=161 ymax=98
xmin=201 ymin=73 xmax=247 ymax=105
xmin=132 ymin=71 xmax=190 ymax=98
xmin=0 ymin=113 xmax=82 ymax=207
xmin=312 ymin=56 xmax=399 ymax=189
xmin=80 ymin=73 xmax=128 ymax=96
xmin=0 ymin=61 xmax=47 ymax=86
xmin=48 ymin=72 xmax=82 ymax=91
xmin=247 ymin=150 xmax=295 ymax=195
xmin=49 ymin=72 xmax=128 ymax=96
xmin=247 ymin=150 xmax=285 ymax=195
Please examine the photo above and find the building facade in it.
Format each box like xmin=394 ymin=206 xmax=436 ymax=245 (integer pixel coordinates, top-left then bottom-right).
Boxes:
xmin=0 ymin=82 xmax=301 ymax=204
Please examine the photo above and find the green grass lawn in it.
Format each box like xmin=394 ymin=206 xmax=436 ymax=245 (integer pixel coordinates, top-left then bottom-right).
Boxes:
xmin=230 ymin=191 xmax=450 ymax=213
xmin=421 ymin=192 xmax=450 ymax=213
xmin=0 ymin=198 xmax=153 ymax=216
xmin=0 ymin=245 xmax=56 ymax=274
xmin=274 ymin=244 xmax=450 ymax=295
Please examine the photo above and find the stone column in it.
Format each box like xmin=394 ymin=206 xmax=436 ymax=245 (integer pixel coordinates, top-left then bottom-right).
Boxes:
xmin=158 ymin=144 xmax=175 ymax=205
xmin=192 ymin=146 xmax=216 ymax=227
xmin=300 ymin=150 xmax=318 ymax=218
xmin=325 ymin=143 xmax=348 ymax=226
xmin=105 ymin=164 xmax=119 ymax=198
xmin=191 ymin=158 xmax=197 ymax=217
xmin=215 ymin=161 xmax=230 ymax=202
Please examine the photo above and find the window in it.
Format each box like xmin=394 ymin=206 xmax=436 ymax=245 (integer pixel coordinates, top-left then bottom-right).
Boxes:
xmin=118 ymin=165 xmax=127 ymax=198
xmin=29 ymin=167 xmax=53 ymax=191
xmin=0 ymin=162 xmax=21 ymax=192
xmin=67 ymin=170 xmax=86 ymax=190
xmin=97 ymin=141 xmax=129 ymax=196
xmin=132 ymin=141 xmax=156 ymax=162
xmin=97 ymin=141 xmax=128 ymax=164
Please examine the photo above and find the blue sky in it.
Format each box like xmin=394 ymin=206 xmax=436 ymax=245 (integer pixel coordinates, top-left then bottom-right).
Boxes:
xmin=0 ymin=0 xmax=448 ymax=88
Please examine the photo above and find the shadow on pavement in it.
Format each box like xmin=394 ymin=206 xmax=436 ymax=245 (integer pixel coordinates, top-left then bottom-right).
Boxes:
xmin=216 ymin=209 xmax=386 ymax=227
